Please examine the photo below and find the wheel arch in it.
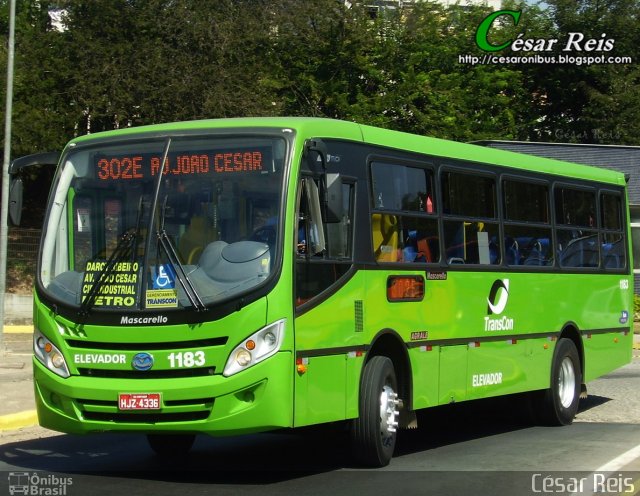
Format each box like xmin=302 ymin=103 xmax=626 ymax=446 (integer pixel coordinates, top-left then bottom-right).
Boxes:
xmin=558 ymin=322 xmax=585 ymax=380
xmin=365 ymin=329 xmax=413 ymax=411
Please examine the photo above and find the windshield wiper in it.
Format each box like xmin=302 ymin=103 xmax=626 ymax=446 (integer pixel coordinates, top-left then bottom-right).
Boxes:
xmin=155 ymin=196 xmax=206 ymax=312
xmin=141 ymin=139 xmax=206 ymax=312
xmin=79 ymin=228 xmax=137 ymax=317
xmin=156 ymin=230 xmax=206 ymax=312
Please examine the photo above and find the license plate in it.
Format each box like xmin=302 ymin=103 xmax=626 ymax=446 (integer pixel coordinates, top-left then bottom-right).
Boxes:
xmin=118 ymin=393 xmax=161 ymax=411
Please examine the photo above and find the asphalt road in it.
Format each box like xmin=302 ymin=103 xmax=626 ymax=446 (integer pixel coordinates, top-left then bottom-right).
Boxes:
xmin=1 ymin=358 xmax=639 ymax=496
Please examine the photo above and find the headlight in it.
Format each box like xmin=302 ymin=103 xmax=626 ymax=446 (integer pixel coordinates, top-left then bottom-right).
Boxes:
xmin=223 ymin=319 xmax=285 ymax=377
xmin=34 ymin=329 xmax=70 ymax=378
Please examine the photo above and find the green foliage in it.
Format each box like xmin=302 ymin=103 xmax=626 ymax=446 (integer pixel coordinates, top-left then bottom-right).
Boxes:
xmin=0 ymin=0 xmax=639 ymax=155
xmin=634 ymin=294 xmax=640 ymax=321
xmin=520 ymin=0 xmax=640 ymax=144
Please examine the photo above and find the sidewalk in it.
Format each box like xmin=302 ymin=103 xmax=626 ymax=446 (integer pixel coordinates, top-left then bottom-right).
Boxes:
xmin=0 ymin=326 xmax=37 ymax=432
xmin=1 ymin=325 xmax=640 ymax=433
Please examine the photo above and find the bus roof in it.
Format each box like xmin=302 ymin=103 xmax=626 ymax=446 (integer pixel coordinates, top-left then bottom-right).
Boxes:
xmin=69 ymin=117 xmax=626 ymax=186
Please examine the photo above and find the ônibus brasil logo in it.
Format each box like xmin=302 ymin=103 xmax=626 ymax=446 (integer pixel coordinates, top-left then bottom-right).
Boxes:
xmin=485 ymin=279 xmax=514 ymax=331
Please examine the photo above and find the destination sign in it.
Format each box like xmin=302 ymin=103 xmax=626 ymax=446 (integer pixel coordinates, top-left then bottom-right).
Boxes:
xmin=81 ymin=260 xmax=139 ymax=308
xmin=94 ymin=147 xmax=270 ymax=181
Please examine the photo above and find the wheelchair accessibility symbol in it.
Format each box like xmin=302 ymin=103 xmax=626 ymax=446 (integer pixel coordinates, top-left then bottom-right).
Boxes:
xmin=153 ymin=264 xmax=176 ymax=289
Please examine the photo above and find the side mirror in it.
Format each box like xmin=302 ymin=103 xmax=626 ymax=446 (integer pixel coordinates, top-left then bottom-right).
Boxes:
xmin=9 ymin=177 xmax=23 ymax=226
xmin=8 ymin=151 xmax=59 ymax=226
xmin=9 ymin=152 xmax=59 ymax=174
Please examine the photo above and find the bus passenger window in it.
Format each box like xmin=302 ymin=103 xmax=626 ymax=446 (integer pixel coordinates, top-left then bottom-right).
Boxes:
xmin=372 ymin=214 xmax=400 ymax=262
xmin=601 ymin=193 xmax=626 ymax=269
xmin=502 ymin=226 xmax=553 ymax=266
xmin=371 ymin=162 xmax=434 ymax=213
xmin=441 ymin=170 xmax=498 ymax=265
xmin=443 ymin=221 xmax=499 ymax=265
xmin=370 ymin=161 xmax=438 ymax=264
xmin=558 ymin=230 xmax=599 ymax=268
xmin=555 ymin=186 xmax=598 ymax=268
xmin=503 ymin=179 xmax=552 ymax=267
xmin=555 ymin=187 xmax=596 ymax=227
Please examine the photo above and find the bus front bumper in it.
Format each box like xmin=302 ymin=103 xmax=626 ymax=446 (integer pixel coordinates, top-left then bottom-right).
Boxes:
xmin=33 ymin=352 xmax=293 ymax=436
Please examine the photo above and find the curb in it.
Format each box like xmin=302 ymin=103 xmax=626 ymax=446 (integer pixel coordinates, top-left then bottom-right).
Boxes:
xmin=3 ymin=325 xmax=33 ymax=334
xmin=0 ymin=410 xmax=38 ymax=432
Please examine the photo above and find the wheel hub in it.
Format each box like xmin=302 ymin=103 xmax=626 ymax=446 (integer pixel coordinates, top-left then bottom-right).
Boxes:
xmin=379 ymin=385 xmax=399 ymax=441
xmin=558 ymin=356 xmax=576 ymax=408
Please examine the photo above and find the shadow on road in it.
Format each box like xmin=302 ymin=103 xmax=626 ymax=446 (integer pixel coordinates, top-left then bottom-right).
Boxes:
xmin=577 ymin=394 xmax=611 ymax=413
xmin=0 ymin=393 xmax=562 ymax=484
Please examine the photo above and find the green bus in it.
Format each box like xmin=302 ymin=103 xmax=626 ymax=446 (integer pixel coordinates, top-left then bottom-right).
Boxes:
xmin=17 ymin=117 xmax=633 ymax=467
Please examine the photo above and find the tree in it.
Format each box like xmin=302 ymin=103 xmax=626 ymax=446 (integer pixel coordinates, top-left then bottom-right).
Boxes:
xmin=53 ymin=0 xmax=283 ymax=133
xmin=0 ymin=1 xmax=75 ymax=157
xmin=2 ymin=0 xmax=639 ymax=154
xmin=521 ymin=0 xmax=640 ymax=144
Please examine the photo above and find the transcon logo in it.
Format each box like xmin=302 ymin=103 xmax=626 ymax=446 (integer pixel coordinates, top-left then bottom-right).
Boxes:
xmin=120 ymin=315 xmax=168 ymax=325
xmin=485 ymin=279 xmax=514 ymax=332
xmin=487 ymin=279 xmax=509 ymax=315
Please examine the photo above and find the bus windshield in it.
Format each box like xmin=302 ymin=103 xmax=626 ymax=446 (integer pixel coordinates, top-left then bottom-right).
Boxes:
xmin=39 ymin=135 xmax=287 ymax=312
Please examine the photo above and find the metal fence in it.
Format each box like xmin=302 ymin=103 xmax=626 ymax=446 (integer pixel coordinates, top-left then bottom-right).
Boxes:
xmin=6 ymin=227 xmax=41 ymax=293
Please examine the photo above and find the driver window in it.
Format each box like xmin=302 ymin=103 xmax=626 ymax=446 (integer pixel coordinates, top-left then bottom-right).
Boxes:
xmin=295 ymin=176 xmax=354 ymax=307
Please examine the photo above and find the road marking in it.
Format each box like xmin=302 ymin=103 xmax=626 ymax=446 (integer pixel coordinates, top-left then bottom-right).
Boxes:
xmin=596 ymin=443 xmax=640 ymax=472
xmin=570 ymin=443 xmax=640 ymax=496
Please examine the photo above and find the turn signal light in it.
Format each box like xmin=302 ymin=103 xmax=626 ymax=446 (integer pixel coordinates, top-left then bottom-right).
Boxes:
xmin=296 ymin=357 xmax=308 ymax=375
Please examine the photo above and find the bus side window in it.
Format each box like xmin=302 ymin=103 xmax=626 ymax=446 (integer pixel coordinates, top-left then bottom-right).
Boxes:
xmin=441 ymin=170 xmax=499 ymax=265
xmin=372 ymin=213 xmax=400 ymax=262
xmin=503 ymin=178 xmax=552 ymax=267
xmin=601 ymin=193 xmax=626 ymax=270
xmin=370 ymin=161 xmax=438 ymax=264
xmin=555 ymin=186 xmax=598 ymax=268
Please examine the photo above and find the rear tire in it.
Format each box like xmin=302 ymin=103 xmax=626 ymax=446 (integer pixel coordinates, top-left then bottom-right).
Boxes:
xmin=533 ymin=338 xmax=582 ymax=426
xmin=350 ymin=356 xmax=399 ymax=467
xmin=147 ymin=434 xmax=196 ymax=457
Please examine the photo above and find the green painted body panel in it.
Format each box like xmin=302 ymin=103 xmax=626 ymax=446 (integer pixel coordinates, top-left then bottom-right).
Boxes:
xmin=34 ymin=117 xmax=633 ymax=437
xmin=583 ymin=332 xmax=632 ymax=382
xmin=293 ymin=273 xmax=366 ymax=426
xmin=438 ymin=345 xmax=468 ymax=404
xmin=34 ymin=352 xmax=293 ymax=435
xmin=33 ymin=291 xmax=295 ymax=435
xmin=294 ymin=267 xmax=632 ymax=418
xmin=362 ymin=270 xmax=632 ymax=408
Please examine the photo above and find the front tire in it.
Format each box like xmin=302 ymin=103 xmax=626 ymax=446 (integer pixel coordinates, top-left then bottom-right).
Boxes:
xmin=350 ymin=356 xmax=399 ymax=467
xmin=534 ymin=338 xmax=582 ymax=426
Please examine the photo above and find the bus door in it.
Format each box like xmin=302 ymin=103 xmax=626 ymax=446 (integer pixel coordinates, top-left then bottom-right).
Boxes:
xmin=293 ymin=151 xmax=357 ymax=427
